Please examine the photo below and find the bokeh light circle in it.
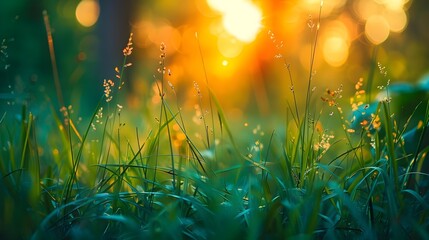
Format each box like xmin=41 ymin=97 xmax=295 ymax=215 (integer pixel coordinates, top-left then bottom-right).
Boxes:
xmin=222 ymin=2 xmax=262 ymax=43
xmin=365 ymin=15 xmax=390 ymax=45
xmin=217 ymin=33 xmax=244 ymax=58
xmin=353 ymin=0 xmax=379 ymax=20
xmin=323 ymin=36 xmax=349 ymax=67
xmin=75 ymin=0 xmax=100 ymax=27
xmin=206 ymin=0 xmax=230 ymax=13
xmin=207 ymin=0 xmax=262 ymax=43
xmin=384 ymin=9 xmax=407 ymax=33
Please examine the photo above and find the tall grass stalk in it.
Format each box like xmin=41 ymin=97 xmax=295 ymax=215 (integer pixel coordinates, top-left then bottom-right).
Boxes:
xmin=43 ymin=10 xmax=65 ymax=110
xmin=196 ymin=32 xmax=216 ymax=152
xmin=2 ymin=3 xmax=429 ymax=238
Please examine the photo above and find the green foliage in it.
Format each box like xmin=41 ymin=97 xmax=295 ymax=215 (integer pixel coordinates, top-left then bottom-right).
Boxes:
xmin=1 ymin=10 xmax=429 ymax=240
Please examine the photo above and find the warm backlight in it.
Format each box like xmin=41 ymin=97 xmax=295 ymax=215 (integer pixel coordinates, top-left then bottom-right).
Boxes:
xmin=207 ymin=0 xmax=262 ymax=43
xmin=354 ymin=0 xmax=409 ymax=44
xmin=365 ymin=15 xmax=390 ymax=45
xmin=320 ymin=20 xmax=352 ymax=67
xmin=217 ymin=33 xmax=244 ymax=58
xmin=323 ymin=36 xmax=349 ymax=67
xmin=376 ymin=0 xmax=409 ymax=11
xmin=384 ymin=9 xmax=407 ymax=33
xmin=75 ymin=0 xmax=100 ymax=27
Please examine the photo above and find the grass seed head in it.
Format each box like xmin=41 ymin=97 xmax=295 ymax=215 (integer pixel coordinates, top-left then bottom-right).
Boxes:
xmin=122 ymin=33 xmax=133 ymax=56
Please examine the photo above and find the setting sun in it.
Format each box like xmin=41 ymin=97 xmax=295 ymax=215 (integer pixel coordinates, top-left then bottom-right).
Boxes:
xmin=2 ymin=0 xmax=429 ymax=238
xmin=207 ymin=0 xmax=262 ymax=43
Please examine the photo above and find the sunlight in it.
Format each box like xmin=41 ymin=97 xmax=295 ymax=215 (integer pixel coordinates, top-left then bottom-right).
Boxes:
xmin=206 ymin=0 xmax=230 ymax=12
xmin=133 ymin=20 xmax=182 ymax=53
xmin=353 ymin=0 xmax=379 ymax=20
xmin=322 ymin=20 xmax=350 ymax=67
xmin=207 ymin=0 xmax=262 ymax=43
xmin=3 ymin=1 xmax=429 ymax=238
xmin=75 ymin=0 xmax=100 ymax=27
xmin=353 ymin=0 xmax=409 ymax=44
xmin=384 ymin=9 xmax=407 ymax=33
xmin=217 ymin=32 xmax=244 ymax=58
xmin=222 ymin=1 xmax=262 ymax=42
xmin=323 ymin=36 xmax=349 ymax=67
xmin=301 ymin=0 xmax=346 ymax=16
xmin=365 ymin=15 xmax=390 ymax=45
xmin=375 ymin=0 xmax=409 ymax=10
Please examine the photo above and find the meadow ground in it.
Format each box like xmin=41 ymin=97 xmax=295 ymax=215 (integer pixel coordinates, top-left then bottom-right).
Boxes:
xmin=1 ymin=1 xmax=429 ymax=239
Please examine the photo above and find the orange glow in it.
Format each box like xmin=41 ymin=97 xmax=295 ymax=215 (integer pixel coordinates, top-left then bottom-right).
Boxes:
xmin=375 ymin=0 xmax=409 ymax=11
xmin=365 ymin=15 xmax=390 ymax=45
xmin=353 ymin=0 xmax=409 ymax=44
xmin=384 ymin=9 xmax=407 ymax=33
xmin=222 ymin=2 xmax=262 ymax=42
xmin=301 ymin=0 xmax=346 ymax=16
xmin=354 ymin=0 xmax=409 ymax=19
xmin=195 ymin=0 xmax=217 ymax=17
xmin=133 ymin=20 xmax=182 ymax=53
xmin=133 ymin=21 xmax=155 ymax=48
xmin=323 ymin=36 xmax=349 ymax=67
xmin=338 ymin=13 xmax=359 ymax=42
xmin=206 ymin=0 xmax=230 ymax=12
xmin=75 ymin=0 xmax=99 ymax=27
xmin=149 ymin=24 xmax=182 ymax=53
xmin=323 ymin=20 xmax=350 ymax=42
xmin=353 ymin=0 xmax=380 ymax=20
xmin=299 ymin=44 xmax=322 ymax=71
xmin=217 ymin=33 xmax=244 ymax=58
xmin=207 ymin=0 xmax=262 ymax=43
xmin=321 ymin=20 xmax=350 ymax=67
xmin=129 ymin=0 xmax=414 ymax=111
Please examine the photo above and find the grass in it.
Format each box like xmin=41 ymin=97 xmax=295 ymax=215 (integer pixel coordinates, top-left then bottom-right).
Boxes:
xmin=1 ymin=8 xmax=429 ymax=240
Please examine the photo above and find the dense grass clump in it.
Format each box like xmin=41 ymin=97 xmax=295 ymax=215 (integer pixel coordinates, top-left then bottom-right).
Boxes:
xmin=1 ymin=10 xmax=429 ymax=240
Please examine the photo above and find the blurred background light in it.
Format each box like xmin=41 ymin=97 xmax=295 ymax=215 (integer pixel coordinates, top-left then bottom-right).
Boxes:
xmin=206 ymin=0 xmax=230 ymax=13
xmin=217 ymin=33 xmax=244 ymax=58
xmin=3 ymin=0 xmax=422 ymax=120
xmin=148 ymin=23 xmax=182 ymax=54
xmin=323 ymin=36 xmax=349 ymax=67
xmin=384 ymin=9 xmax=407 ymax=33
xmin=353 ymin=0 xmax=380 ymax=20
xmin=353 ymin=0 xmax=409 ymax=40
xmin=133 ymin=20 xmax=182 ymax=54
xmin=300 ymin=0 xmax=346 ymax=16
xmin=365 ymin=15 xmax=390 ymax=45
xmin=207 ymin=0 xmax=262 ymax=43
xmin=321 ymin=20 xmax=350 ymax=67
xmin=375 ymin=0 xmax=409 ymax=11
xmin=75 ymin=0 xmax=100 ymax=27
xmin=221 ymin=1 xmax=262 ymax=42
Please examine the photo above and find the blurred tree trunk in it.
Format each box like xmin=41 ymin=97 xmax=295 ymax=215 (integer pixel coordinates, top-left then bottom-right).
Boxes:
xmin=96 ymin=0 xmax=135 ymax=90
